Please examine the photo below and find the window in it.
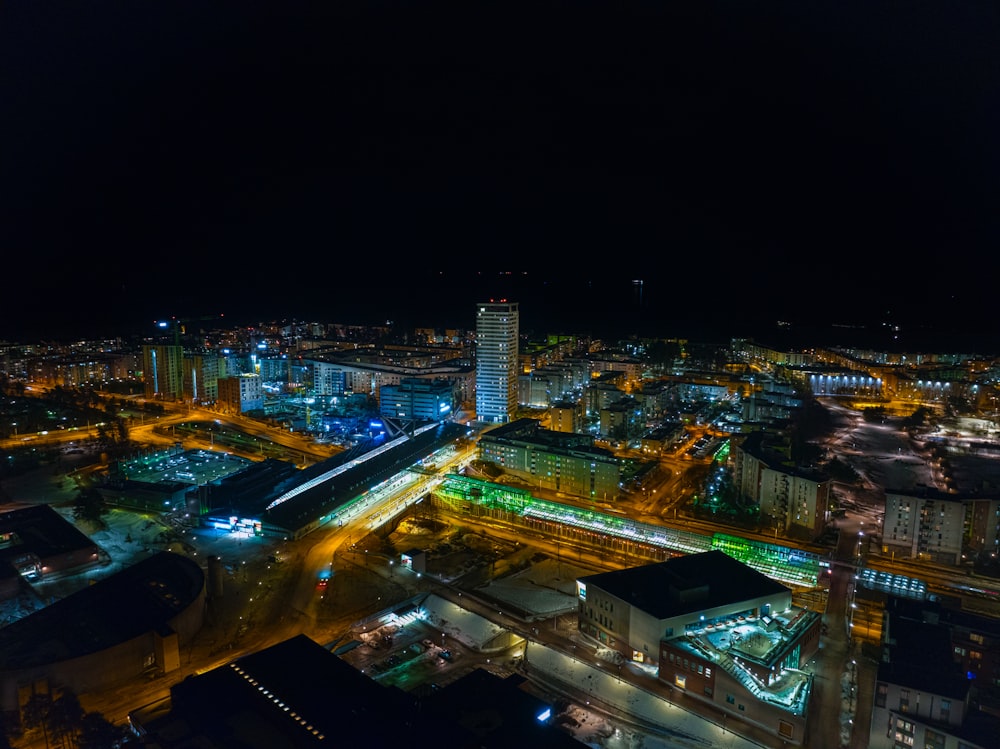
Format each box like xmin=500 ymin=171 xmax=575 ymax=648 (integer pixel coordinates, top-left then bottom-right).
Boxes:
xmin=939 ymin=699 xmax=950 ymax=723
xmin=899 ymin=689 xmax=910 ymax=713
xmin=970 ymin=632 xmax=984 ymax=644
xmin=924 ymin=728 xmax=945 ymax=748
xmin=726 ymin=694 xmax=735 ymax=705
xmin=954 ymin=646 xmax=967 ymax=657
xmin=875 ymin=682 xmax=887 ymax=708
xmin=894 ymin=717 xmax=915 ymax=746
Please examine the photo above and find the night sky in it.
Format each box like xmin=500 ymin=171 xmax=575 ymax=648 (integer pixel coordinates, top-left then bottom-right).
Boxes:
xmin=3 ymin=1 xmax=998 ymax=348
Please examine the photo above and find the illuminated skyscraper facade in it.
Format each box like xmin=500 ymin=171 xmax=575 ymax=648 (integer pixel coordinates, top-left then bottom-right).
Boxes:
xmin=475 ymin=301 xmax=519 ymax=424
xmin=142 ymin=344 xmax=184 ymax=400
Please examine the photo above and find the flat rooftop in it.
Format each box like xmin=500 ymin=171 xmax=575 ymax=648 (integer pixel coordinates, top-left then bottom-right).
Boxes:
xmin=578 ymin=550 xmax=790 ymax=620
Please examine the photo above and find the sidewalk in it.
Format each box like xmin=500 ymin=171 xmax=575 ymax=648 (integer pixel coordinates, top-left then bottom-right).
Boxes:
xmin=850 ymin=645 xmax=878 ymax=749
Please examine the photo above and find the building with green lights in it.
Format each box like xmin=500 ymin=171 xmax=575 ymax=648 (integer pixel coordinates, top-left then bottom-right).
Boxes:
xmin=576 ymin=550 xmax=820 ymax=746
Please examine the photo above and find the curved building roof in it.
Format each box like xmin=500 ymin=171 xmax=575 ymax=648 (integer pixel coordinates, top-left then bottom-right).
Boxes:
xmin=0 ymin=551 xmax=203 ymax=669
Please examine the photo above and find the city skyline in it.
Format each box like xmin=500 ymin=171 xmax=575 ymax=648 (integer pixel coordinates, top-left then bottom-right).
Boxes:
xmin=3 ymin=2 xmax=997 ymax=348
xmin=0 ymin=268 xmax=992 ymax=355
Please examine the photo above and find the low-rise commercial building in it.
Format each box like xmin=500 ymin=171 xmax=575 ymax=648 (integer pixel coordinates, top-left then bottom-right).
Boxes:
xmin=577 ymin=550 xmax=821 ymax=745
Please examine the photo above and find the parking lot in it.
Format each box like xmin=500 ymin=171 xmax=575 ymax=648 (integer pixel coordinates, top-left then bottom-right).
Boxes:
xmin=118 ymin=447 xmax=253 ymax=487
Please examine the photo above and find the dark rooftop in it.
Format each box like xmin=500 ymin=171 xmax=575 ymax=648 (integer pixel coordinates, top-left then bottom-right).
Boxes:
xmin=578 ymin=550 xmax=789 ymax=620
xmin=133 ymin=634 xmax=581 ymax=748
xmin=878 ymin=613 xmax=968 ymax=700
xmin=0 ymin=551 xmax=203 ymax=669
xmin=0 ymin=503 xmax=98 ymax=565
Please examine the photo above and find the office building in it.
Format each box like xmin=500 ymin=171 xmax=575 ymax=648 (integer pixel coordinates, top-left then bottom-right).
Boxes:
xmin=380 ymin=377 xmax=458 ymax=422
xmin=475 ymin=301 xmax=519 ymax=424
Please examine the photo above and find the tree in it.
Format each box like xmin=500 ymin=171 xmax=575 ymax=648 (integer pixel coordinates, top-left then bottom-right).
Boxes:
xmin=824 ymin=457 xmax=861 ymax=484
xmin=77 ymin=711 xmax=133 ymax=749
xmin=0 ymin=711 xmax=14 ymax=749
xmin=21 ymin=691 xmax=53 ymax=749
xmin=49 ymin=689 xmax=85 ymax=749
xmin=73 ymin=486 xmax=109 ymax=529
xmin=643 ymin=340 xmax=681 ymax=370
xmin=96 ymin=415 xmax=131 ymax=459
xmin=901 ymin=406 xmax=931 ymax=428
xmin=862 ymin=405 xmax=886 ymax=423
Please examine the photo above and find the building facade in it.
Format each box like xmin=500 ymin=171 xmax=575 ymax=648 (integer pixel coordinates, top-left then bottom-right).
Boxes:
xmin=475 ymin=301 xmax=519 ymax=424
xmin=182 ymin=353 xmax=223 ymax=405
xmin=218 ymin=373 xmax=264 ymax=413
xmin=379 ymin=377 xmax=458 ymax=422
xmin=882 ymin=489 xmax=968 ymax=565
xmin=477 ymin=418 xmax=631 ymax=501
xmin=577 ymin=551 xmax=820 ymax=746
xmin=731 ymin=432 xmax=830 ymax=537
xmin=868 ymin=599 xmax=997 ymax=749
xmin=549 ymin=400 xmax=583 ymax=434
xmin=143 ymin=344 xmax=185 ymax=400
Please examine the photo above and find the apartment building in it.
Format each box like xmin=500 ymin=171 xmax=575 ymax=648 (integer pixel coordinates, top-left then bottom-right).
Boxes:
xmin=475 ymin=300 xmax=519 ymax=424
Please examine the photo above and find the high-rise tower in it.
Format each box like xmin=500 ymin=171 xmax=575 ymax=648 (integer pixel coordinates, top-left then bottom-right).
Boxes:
xmin=475 ymin=300 xmax=519 ymax=424
xmin=142 ymin=344 xmax=185 ymax=400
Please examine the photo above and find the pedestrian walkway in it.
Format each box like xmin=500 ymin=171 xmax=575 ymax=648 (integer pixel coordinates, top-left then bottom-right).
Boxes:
xmin=526 ymin=643 xmax=769 ymax=749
